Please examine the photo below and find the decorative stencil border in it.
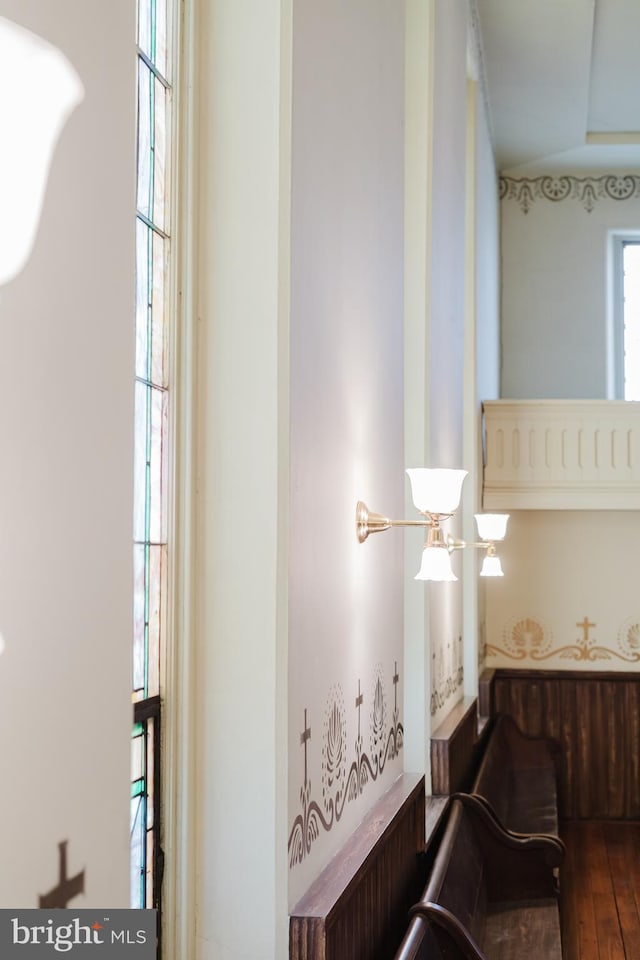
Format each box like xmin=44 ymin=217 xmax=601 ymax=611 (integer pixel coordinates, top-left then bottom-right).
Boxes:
xmin=288 ymin=662 xmax=403 ymax=869
xmin=500 ymin=175 xmax=640 ymax=214
xmin=487 ymin=614 xmax=640 ymax=663
xmin=430 ymin=635 xmax=463 ymax=717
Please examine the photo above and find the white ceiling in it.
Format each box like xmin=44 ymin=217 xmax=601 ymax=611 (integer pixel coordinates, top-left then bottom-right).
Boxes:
xmin=476 ymin=0 xmax=640 ymax=173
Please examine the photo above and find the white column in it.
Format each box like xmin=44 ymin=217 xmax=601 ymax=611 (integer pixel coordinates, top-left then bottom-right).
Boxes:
xmin=195 ymin=2 xmax=291 ymax=957
xmin=463 ymin=77 xmax=480 ymax=698
xmin=404 ymin=0 xmax=435 ymax=785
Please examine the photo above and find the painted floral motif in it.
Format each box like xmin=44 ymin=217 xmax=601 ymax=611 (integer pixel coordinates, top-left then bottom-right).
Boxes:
xmin=430 ymin=636 xmax=463 ymax=717
xmin=617 ymin=619 xmax=640 ymax=661
xmin=288 ymin=664 xmax=404 ymax=868
xmin=370 ymin=667 xmax=386 ymax=760
xmin=321 ymin=685 xmax=346 ymax=816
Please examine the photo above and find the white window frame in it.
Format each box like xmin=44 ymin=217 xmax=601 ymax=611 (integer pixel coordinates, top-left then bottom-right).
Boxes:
xmin=608 ymin=231 xmax=640 ymax=400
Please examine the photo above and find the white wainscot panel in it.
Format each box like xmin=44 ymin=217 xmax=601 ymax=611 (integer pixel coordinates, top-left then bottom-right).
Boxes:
xmin=483 ymin=400 xmax=640 ymax=509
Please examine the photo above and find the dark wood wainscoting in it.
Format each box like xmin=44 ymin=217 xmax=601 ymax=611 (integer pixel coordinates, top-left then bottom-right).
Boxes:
xmin=490 ymin=669 xmax=640 ymax=819
xmin=289 ymin=774 xmax=426 ymax=960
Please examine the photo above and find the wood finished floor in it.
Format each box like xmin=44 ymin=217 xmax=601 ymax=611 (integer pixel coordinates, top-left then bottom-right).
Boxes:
xmin=562 ymin=820 xmax=640 ymax=960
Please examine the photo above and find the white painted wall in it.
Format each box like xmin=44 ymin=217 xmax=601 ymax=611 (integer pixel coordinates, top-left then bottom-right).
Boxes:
xmin=486 ymin=510 xmax=640 ymax=671
xmin=0 ymin=0 xmax=134 ymax=907
xmin=501 ymin=181 xmax=640 ymax=399
xmin=288 ymin=0 xmax=405 ymax=905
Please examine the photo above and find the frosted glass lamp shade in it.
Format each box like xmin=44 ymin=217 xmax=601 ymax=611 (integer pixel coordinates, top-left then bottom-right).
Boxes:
xmin=406 ymin=468 xmax=468 ymax=515
xmin=414 ymin=547 xmax=457 ymax=582
xmin=474 ymin=513 xmax=509 ymax=541
xmin=480 ymin=555 xmax=504 ymax=577
xmin=0 ymin=17 xmax=84 ymax=287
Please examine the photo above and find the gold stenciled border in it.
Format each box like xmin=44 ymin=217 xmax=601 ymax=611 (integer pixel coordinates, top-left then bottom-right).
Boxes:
xmin=487 ymin=615 xmax=640 ymax=663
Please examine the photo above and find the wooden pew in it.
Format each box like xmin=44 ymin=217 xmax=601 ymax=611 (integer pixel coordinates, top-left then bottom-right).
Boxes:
xmin=470 ymin=714 xmax=564 ymax=856
xmin=394 ymin=795 xmax=563 ymax=960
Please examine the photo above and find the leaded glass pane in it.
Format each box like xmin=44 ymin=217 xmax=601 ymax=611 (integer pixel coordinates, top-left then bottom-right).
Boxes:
xmin=146 ymin=831 xmax=154 ymax=909
xmin=133 ymin=380 xmax=150 ymax=544
xmin=146 ymin=545 xmax=165 ymax=698
xmin=136 ymin=61 xmax=152 ymax=221
xmin=152 ymin=77 xmax=168 ymax=232
xmin=137 ymin=2 xmax=152 ymax=64
xmin=132 ymin=730 xmax=144 ymax=782
xmin=136 ymin=228 xmax=168 ymax=389
xmin=130 ymin=794 xmax=144 ymax=909
xmin=151 ymin=231 xmax=168 ymax=386
xmin=136 ymin=219 xmax=150 ymax=383
xmin=133 ymin=384 xmax=167 ymax=546
xmin=149 ymin=386 xmax=168 ymax=543
xmin=133 ymin=544 xmax=146 ymax=696
xmin=146 ymin=718 xmax=155 ymax=829
xmin=154 ymin=1 xmax=168 ymax=77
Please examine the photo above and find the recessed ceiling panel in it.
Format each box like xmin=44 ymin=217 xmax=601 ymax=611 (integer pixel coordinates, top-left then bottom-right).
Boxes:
xmin=588 ymin=0 xmax=640 ymax=133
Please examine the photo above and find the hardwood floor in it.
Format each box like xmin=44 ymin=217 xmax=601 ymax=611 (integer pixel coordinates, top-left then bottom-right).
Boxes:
xmin=562 ymin=820 xmax=640 ymax=960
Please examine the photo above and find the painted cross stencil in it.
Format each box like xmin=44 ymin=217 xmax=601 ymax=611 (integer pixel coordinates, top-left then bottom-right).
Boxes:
xmin=356 ymin=680 xmax=364 ymax=739
xmin=577 ymin=616 xmax=596 ymax=644
xmin=300 ymin=708 xmax=311 ymax=784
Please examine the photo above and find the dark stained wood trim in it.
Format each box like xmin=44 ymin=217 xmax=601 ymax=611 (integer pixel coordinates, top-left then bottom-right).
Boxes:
xmin=486 ymin=669 xmax=640 ymax=819
xmin=289 ymin=774 xmax=426 ymax=960
xmin=478 ymin=668 xmax=495 ymax=718
xmin=430 ymin=697 xmax=478 ymax=795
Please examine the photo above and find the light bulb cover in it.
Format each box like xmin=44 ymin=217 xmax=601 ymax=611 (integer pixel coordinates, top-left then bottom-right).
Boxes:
xmin=414 ymin=546 xmax=457 ymax=582
xmin=406 ymin=468 xmax=467 ymax=515
xmin=0 ymin=16 xmax=84 ymax=287
xmin=480 ymin=555 xmax=504 ymax=577
xmin=474 ymin=513 xmax=509 ymax=541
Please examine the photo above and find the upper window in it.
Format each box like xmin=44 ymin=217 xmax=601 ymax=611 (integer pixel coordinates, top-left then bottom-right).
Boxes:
xmin=611 ymin=234 xmax=640 ymax=400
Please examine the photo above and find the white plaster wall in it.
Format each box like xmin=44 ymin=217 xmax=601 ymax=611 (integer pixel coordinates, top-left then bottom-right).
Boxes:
xmin=288 ymin=0 xmax=405 ymax=906
xmin=428 ymin=0 xmax=468 ymax=729
xmin=0 ymin=0 xmax=134 ymax=906
xmin=485 ymin=511 xmax=640 ymax=671
xmin=501 ymin=182 xmax=640 ymax=399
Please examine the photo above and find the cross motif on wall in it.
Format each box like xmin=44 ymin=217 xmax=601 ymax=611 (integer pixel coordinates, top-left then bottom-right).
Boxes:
xmin=39 ymin=841 xmax=85 ymax=908
xmin=577 ymin=616 xmax=596 ymax=645
xmin=356 ymin=680 xmax=363 ymax=740
xmin=300 ymin=709 xmax=311 ymax=785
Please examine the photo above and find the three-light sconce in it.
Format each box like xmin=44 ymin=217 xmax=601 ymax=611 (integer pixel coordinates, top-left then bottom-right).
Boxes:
xmin=356 ymin=468 xmax=509 ymax=582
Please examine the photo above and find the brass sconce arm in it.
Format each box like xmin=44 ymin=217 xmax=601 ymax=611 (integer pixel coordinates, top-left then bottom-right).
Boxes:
xmin=356 ymin=501 xmax=453 ymax=544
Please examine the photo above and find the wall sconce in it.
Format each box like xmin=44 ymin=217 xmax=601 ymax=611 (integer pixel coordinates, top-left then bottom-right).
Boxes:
xmin=356 ymin=468 xmax=509 ymax=582
xmin=0 ymin=16 xmax=84 ymax=287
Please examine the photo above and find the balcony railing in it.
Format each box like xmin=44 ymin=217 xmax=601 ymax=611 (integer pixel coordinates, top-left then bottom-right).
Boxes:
xmin=482 ymin=400 xmax=640 ymax=509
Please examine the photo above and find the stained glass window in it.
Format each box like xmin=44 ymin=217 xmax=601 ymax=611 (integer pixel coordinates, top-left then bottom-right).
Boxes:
xmin=132 ymin=0 xmax=171 ymax=922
